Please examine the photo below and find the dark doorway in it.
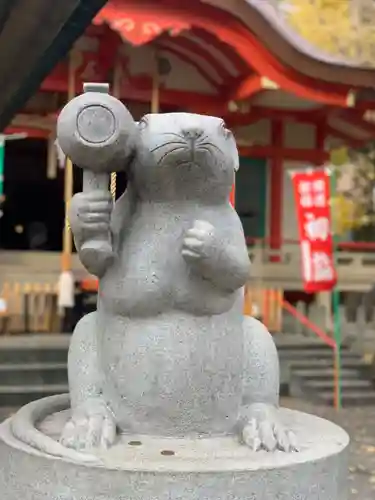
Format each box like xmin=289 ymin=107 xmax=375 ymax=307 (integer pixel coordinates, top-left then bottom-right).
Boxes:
xmin=236 ymin=157 xmax=267 ymax=241
xmin=0 ymin=139 xmax=64 ymax=251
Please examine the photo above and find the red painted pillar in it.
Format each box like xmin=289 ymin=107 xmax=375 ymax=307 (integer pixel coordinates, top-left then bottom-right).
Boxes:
xmin=269 ymin=120 xmax=283 ymax=262
xmin=229 ymin=182 xmax=235 ymax=207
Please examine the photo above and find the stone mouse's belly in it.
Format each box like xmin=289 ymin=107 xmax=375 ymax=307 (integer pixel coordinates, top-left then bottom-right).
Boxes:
xmin=99 ymin=309 xmax=244 ymax=436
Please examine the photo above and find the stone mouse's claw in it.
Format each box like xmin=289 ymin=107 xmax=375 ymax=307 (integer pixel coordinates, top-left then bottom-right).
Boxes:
xmin=191 ymin=219 xmax=215 ymax=233
xmin=60 ymin=414 xmax=116 ymax=451
xmin=182 ymin=220 xmax=215 ymax=261
xmin=182 ymin=236 xmax=204 ymax=261
xmin=241 ymin=405 xmax=299 ymax=453
xmin=60 ymin=400 xmax=116 ymax=452
xmin=186 ymin=220 xmax=215 ymax=242
xmin=242 ymin=418 xmax=298 ymax=453
xmin=242 ymin=418 xmax=262 ymax=451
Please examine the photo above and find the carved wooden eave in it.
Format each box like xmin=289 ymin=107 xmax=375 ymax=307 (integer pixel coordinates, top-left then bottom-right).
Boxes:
xmin=86 ymin=0 xmax=375 ymax=152
xmin=89 ymin=0 xmax=357 ymax=108
xmin=202 ymin=0 xmax=375 ymax=91
xmin=8 ymin=0 xmax=375 ymax=154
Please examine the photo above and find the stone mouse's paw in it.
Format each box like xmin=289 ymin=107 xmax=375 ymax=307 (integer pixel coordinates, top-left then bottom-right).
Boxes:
xmin=60 ymin=400 xmax=116 ymax=452
xmin=242 ymin=418 xmax=298 ymax=453
xmin=241 ymin=404 xmax=298 ymax=453
xmin=69 ymin=190 xmax=113 ymax=236
xmin=182 ymin=220 xmax=215 ymax=261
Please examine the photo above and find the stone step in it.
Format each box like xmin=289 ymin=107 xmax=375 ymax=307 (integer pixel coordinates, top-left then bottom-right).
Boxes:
xmin=275 ymin=336 xmax=347 ymax=351
xmin=318 ymin=390 xmax=375 ymax=406
xmin=278 ymin=348 xmax=360 ymax=360
xmin=0 ymin=362 xmax=67 ymax=386
xmin=292 ymin=368 xmax=360 ymax=380
xmin=0 ymin=348 xmax=68 ymax=364
xmin=277 ymin=334 xmax=375 ymax=406
xmin=0 ymin=384 xmax=68 ymax=407
xmin=0 ymin=335 xmax=69 ymax=364
xmin=289 ymin=358 xmax=367 ymax=370
xmin=304 ymin=379 xmax=373 ymax=390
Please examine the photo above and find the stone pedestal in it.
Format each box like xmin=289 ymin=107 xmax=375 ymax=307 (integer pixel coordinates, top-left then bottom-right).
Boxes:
xmin=0 ymin=396 xmax=349 ymax=500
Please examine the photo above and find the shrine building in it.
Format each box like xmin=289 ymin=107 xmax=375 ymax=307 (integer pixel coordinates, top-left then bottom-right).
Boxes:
xmin=1 ymin=0 xmax=375 ymax=296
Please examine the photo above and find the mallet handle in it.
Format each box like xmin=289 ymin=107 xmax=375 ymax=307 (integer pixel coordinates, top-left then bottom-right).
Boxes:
xmin=80 ymin=171 xmax=113 ymax=276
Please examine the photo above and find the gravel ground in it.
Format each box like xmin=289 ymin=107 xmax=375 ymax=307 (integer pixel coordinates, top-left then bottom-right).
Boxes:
xmin=281 ymin=398 xmax=375 ymax=500
xmin=0 ymin=399 xmax=374 ymax=498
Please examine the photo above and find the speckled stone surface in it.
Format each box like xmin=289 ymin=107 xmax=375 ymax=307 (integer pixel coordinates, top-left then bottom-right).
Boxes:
xmin=56 ymin=90 xmax=292 ymax=454
xmin=0 ymin=398 xmax=349 ymax=499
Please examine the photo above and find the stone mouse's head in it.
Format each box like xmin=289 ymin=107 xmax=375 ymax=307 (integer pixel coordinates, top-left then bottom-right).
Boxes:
xmin=131 ymin=112 xmax=239 ymax=203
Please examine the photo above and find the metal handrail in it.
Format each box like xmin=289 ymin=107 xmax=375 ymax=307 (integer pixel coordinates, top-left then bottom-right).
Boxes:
xmin=281 ymin=298 xmax=336 ymax=349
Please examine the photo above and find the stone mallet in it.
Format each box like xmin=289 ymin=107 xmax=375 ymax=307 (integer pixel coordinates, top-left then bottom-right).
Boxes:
xmin=57 ymin=82 xmax=138 ymax=270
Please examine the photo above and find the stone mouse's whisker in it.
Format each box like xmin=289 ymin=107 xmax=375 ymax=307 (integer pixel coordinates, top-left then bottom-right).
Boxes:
xmin=199 ymin=133 xmax=210 ymax=143
xmin=198 ymin=145 xmax=226 ymax=164
xmin=197 ymin=145 xmax=216 ymax=159
xmin=157 ymin=146 xmax=187 ymax=165
xmin=158 ymin=132 xmax=185 ymax=140
xmin=199 ymin=142 xmax=224 ymax=156
xmin=151 ymin=141 xmax=186 ymax=154
xmin=175 ymin=160 xmax=196 ymax=170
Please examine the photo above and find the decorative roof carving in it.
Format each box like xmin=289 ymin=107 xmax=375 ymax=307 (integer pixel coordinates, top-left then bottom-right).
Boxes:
xmin=94 ymin=4 xmax=190 ymax=46
xmin=251 ymin=0 xmax=375 ymax=69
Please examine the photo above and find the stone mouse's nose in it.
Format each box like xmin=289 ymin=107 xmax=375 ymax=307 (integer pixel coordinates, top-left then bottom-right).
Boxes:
xmin=181 ymin=127 xmax=204 ymax=141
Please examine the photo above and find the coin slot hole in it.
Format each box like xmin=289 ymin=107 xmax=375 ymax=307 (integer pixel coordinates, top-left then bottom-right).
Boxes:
xmin=128 ymin=440 xmax=142 ymax=446
xmin=161 ymin=450 xmax=175 ymax=456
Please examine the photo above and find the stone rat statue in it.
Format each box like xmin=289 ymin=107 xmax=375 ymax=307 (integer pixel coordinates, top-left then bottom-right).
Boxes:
xmin=61 ymin=112 xmax=297 ymax=453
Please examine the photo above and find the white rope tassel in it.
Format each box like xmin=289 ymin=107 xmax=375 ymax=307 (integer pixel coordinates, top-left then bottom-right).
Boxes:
xmin=57 ymin=270 xmax=75 ymax=311
xmin=55 ymin=139 xmax=66 ymax=169
xmin=47 ymin=136 xmax=57 ymax=179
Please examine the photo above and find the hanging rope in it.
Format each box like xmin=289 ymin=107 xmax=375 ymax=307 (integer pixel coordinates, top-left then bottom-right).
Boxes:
xmin=109 ymin=50 xmax=160 ymax=202
xmin=110 ymin=171 xmax=117 ymax=200
xmin=110 ymin=55 xmax=123 ymax=201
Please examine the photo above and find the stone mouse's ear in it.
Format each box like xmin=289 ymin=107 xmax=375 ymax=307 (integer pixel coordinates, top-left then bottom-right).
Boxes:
xmin=228 ymin=133 xmax=239 ymax=172
xmin=233 ymin=148 xmax=239 ymax=172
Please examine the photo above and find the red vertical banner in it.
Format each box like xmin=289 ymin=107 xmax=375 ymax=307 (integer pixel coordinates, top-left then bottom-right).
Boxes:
xmin=291 ymin=168 xmax=337 ymax=292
